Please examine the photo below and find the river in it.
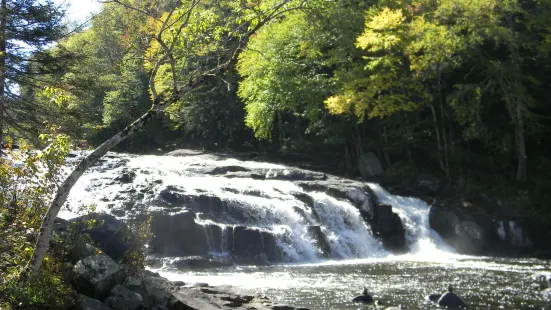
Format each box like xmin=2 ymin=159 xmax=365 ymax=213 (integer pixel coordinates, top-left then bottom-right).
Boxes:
xmin=59 ymin=151 xmax=551 ymax=309
xmin=154 ymin=255 xmax=550 ymax=309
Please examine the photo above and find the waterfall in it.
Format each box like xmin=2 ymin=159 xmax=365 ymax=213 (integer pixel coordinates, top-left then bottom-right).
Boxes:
xmin=366 ymin=183 xmax=454 ymax=255
xmin=61 ymin=152 xmax=388 ymax=263
xmin=59 ymin=151 xmax=451 ymax=264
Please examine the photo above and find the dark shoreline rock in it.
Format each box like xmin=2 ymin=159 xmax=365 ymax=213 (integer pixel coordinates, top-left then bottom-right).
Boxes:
xmin=68 ymin=252 xmax=309 ymax=310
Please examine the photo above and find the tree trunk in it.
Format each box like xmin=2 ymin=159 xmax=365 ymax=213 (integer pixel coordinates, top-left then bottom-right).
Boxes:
xmin=500 ymin=80 xmax=527 ymax=183
xmin=375 ymin=119 xmax=391 ymax=168
xmin=277 ymin=111 xmax=285 ymax=152
xmin=20 ymin=108 xmax=159 ymax=284
xmin=430 ymin=103 xmax=446 ymax=174
xmin=0 ymin=0 xmax=7 ymax=151
xmin=440 ymin=102 xmax=450 ymax=178
xmin=514 ymin=103 xmax=527 ymax=181
xmin=402 ymin=113 xmax=414 ymax=165
xmin=20 ymin=0 xmax=301 ymax=284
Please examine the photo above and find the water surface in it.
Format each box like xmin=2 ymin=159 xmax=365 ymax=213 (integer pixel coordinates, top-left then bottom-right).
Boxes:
xmin=154 ymin=255 xmax=551 ymax=309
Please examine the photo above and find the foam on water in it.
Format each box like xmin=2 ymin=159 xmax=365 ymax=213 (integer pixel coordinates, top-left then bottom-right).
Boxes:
xmin=366 ymin=183 xmax=456 ymax=259
xmin=61 ymin=153 xmax=388 ymax=262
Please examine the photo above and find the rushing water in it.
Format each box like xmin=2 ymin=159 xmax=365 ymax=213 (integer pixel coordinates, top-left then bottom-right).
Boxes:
xmin=59 ymin=152 xmax=551 ymax=309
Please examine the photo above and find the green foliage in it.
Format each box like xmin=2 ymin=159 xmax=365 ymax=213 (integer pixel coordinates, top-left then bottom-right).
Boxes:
xmin=237 ymin=1 xmax=367 ymax=139
xmin=1 ymin=0 xmax=69 ymax=142
xmin=0 ymin=137 xmax=72 ymax=308
xmin=124 ymin=214 xmax=153 ymax=276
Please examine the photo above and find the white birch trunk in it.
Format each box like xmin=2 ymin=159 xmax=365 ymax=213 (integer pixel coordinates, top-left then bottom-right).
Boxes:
xmin=21 ymin=109 xmax=158 ymax=283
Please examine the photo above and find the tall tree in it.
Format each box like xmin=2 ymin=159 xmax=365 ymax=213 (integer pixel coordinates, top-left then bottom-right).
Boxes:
xmin=0 ymin=0 xmax=66 ymax=149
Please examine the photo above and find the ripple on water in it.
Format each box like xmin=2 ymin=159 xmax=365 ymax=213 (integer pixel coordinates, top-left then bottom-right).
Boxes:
xmin=152 ymin=257 xmax=551 ymax=310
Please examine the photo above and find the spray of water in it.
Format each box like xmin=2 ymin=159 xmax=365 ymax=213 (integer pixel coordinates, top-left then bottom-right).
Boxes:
xmin=366 ymin=183 xmax=455 ymax=259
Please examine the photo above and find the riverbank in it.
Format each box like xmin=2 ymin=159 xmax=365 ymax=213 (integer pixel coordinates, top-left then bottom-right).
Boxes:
xmin=50 ymin=214 xmax=309 ymax=310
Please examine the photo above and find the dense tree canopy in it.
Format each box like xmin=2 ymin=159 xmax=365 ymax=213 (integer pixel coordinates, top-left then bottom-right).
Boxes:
xmin=8 ymin=0 xmax=550 ymax=186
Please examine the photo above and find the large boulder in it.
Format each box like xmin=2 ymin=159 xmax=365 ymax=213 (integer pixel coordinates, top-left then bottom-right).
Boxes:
xmin=69 ymin=213 xmax=136 ymax=262
xmin=104 ymin=284 xmax=143 ymax=310
xmin=73 ymin=254 xmax=125 ymax=299
xmin=358 ymin=152 xmax=383 ymax=179
xmin=122 ymin=272 xmax=180 ymax=308
xmin=429 ymin=204 xmax=487 ymax=254
xmin=429 ymin=197 xmax=543 ymax=255
xmin=363 ymin=204 xmax=408 ymax=254
xmin=69 ymin=241 xmax=100 ymax=264
xmin=76 ymin=294 xmax=112 ymax=310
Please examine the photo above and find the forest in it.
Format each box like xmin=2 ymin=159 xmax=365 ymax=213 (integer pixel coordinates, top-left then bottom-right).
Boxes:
xmin=1 ymin=0 xmax=551 ymax=307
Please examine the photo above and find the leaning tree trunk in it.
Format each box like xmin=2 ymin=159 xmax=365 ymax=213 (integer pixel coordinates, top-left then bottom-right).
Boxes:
xmin=20 ymin=0 xmax=302 ymax=284
xmin=20 ymin=108 xmax=159 ymax=283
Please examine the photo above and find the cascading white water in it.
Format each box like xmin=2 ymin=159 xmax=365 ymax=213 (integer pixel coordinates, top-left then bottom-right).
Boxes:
xmin=61 ymin=152 xmax=388 ymax=263
xmin=366 ymin=183 xmax=454 ymax=256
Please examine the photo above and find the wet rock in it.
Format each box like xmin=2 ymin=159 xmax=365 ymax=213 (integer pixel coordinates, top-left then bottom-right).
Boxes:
xmin=149 ymin=210 xmax=209 ymax=256
xmin=167 ymin=294 xmax=197 ymax=309
xmin=232 ymin=227 xmax=264 ymax=263
xmin=160 ymin=187 xmax=188 ymax=205
xmin=220 ymin=294 xmax=254 ymax=307
xmin=104 ymin=284 xmax=143 ymax=310
xmin=203 ymin=224 xmax=224 ymax=252
xmin=265 ymin=168 xmax=326 ymax=181
xmin=73 ymin=254 xmax=124 ymax=300
xmin=496 ymin=220 xmax=533 ymax=248
xmin=358 ymin=152 xmax=383 ymax=179
xmin=260 ymin=231 xmax=282 ymax=263
xmin=362 ymin=204 xmax=408 ymax=254
xmin=76 ymin=294 xmax=112 ymax=310
xmin=292 ymin=192 xmax=314 ymax=208
xmin=69 ymin=213 xmax=136 ymax=262
xmin=438 ymin=291 xmax=467 ymax=308
xmin=138 ymin=275 xmax=175 ymax=306
xmin=429 ymin=204 xmax=487 ymax=254
xmin=170 ymin=256 xmax=233 ymax=270
xmin=207 ymin=165 xmax=250 ymax=175
xmin=427 ymin=294 xmax=441 ymax=302
xmin=271 ymin=305 xmax=297 ymax=310
xmin=187 ymin=195 xmax=225 ymax=215
xmin=115 ymin=171 xmax=136 ymax=183
xmin=352 ymin=287 xmax=373 ymax=304
xmin=306 ymin=226 xmax=331 ymax=258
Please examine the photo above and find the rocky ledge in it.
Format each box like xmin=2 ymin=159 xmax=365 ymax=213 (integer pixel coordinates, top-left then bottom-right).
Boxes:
xmin=73 ymin=257 xmax=307 ymax=310
xmin=54 ymin=214 xmax=308 ymax=310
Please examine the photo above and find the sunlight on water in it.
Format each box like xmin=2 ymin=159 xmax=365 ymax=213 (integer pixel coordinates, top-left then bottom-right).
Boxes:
xmin=151 ymin=256 xmax=551 ymax=309
xmin=59 ymin=152 xmax=551 ymax=309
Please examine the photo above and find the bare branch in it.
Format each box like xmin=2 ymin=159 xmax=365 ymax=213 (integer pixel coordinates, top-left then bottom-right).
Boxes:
xmin=99 ymin=0 xmax=161 ymax=21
